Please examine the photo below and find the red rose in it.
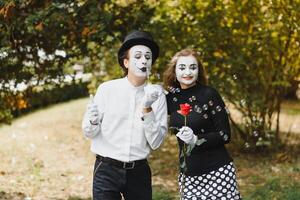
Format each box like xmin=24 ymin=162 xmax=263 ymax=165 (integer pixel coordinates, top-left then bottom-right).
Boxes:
xmin=178 ymin=103 xmax=192 ymax=116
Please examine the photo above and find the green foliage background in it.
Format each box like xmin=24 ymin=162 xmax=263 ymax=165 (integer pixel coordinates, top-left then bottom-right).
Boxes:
xmin=1 ymin=0 xmax=299 ymax=150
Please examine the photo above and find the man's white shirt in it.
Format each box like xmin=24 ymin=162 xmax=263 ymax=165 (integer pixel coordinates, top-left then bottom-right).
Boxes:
xmin=82 ymin=77 xmax=168 ymax=162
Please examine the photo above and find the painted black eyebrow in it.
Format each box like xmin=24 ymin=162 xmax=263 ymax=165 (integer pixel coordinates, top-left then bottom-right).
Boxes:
xmin=178 ymin=64 xmax=186 ymax=67
xmin=133 ymin=51 xmax=151 ymax=54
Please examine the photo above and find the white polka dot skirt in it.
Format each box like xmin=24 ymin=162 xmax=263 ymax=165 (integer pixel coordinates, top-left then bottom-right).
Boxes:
xmin=178 ymin=162 xmax=242 ymax=200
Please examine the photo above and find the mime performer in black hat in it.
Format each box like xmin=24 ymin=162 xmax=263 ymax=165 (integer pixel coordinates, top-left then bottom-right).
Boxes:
xmin=82 ymin=30 xmax=168 ymax=200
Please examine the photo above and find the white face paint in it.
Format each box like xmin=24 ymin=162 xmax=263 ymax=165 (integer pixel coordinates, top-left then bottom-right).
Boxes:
xmin=175 ymin=55 xmax=199 ymax=89
xmin=126 ymin=45 xmax=152 ymax=78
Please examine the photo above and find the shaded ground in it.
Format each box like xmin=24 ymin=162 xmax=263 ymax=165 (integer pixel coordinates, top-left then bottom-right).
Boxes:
xmin=151 ymin=135 xmax=300 ymax=198
xmin=0 ymin=98 xmax=299 ymax=199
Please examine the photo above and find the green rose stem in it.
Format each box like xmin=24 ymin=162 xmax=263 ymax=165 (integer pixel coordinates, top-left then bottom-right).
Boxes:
xmin=181 ymin=115 xmax=187 ymax=200
xmin=177 ymin=103 xmax=191 ymax=199
xmin=183 ymin=115 xmax=187 ymax=171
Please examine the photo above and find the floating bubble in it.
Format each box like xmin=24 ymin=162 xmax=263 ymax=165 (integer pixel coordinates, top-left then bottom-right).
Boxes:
xmin=156 ymin=73 xmax=161 ymax=80
xmin=201 ymin=129 xmax=205 ymax=133
xmin=194 ymin=106 xmax=202 ymax=113
xmin=30 ymin=143 xmax=36 ymax=150
xmin=211 ymin=110 xmax=216 ymax=115
xmin=240 ymin=99 xmax=246 ymax=106
xmin=266 ymin=133 xmax=273 ymax=138
xmin=222 ymin=96 xmax=227 ymax=102
xmin=216 ymin=106 xmax=222 ymax=112
xmin=242 ymin=117 xmax=247 ymax=123
xmin=77 ymin=175 xmax=84 ymax=181
xmin=208 ymin=100 xmax=214 ymax=106
xmin=223 ymin=135 xmax=228 ymax=141
xmin=189 ymin=97 xmax=193 ymax=102
xmin=225 ymin=107 xmax=230 ymax=114
xmin=244 ymin=142 xmax=250 ymax=148
xmin=11 ymin=157 xmax=16 ymax=165
xmin=17 ymin=122 xmax=28 ymax=128
xmin=11 ymin=133 xmax=17 ymax=139
xmin=191 ymin=96 xmax=196 ymax=101
xmin=168 ymin=86 xmax=176 ymax=93
xmin=203 ymin=104 xmax=208 ymax=110
xmin=253 ymin=131 xmax=259 ymax=137
xmin=173 ymin=97 xmax=178 ymax=102
xmin=233 ymin=74 xmax=238 ymax=80
xmin=175 ymin=88 xmax=180 ymax=93
xmin=203 ymin=114 xmax=208 ymax=119
xmin=219 ymin=131 xmax=224 ymax=136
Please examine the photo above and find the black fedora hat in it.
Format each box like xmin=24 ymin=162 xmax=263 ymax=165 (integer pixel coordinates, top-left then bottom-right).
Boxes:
xmin=118 ymin=30 xmax=159 ymax=68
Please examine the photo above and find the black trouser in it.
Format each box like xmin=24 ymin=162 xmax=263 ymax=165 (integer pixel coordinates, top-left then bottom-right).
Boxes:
xmin=92 ymin=156 xmax=152 ymax=200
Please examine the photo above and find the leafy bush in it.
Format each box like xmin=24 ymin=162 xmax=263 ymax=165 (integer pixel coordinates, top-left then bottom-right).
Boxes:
xmin=1 ymin=81 xmax=89 ymax=124
xmin=24 ymin=82 xmax=89 ymax=111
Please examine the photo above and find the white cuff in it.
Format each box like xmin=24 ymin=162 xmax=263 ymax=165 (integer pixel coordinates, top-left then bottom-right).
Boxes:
xmin=192 ymin=134 xmax=198 ymax=145
xmin=141 ymin=111 xmax=155 ymax=124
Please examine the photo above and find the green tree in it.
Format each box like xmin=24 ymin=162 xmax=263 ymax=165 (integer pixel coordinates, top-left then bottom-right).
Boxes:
xmin=152 ymin=0 xmax=300 ymax=150
xmin=0 ymin=0 xmax=155 ymax=123
xmin=1 ymin=0 xmax=299 ymax=152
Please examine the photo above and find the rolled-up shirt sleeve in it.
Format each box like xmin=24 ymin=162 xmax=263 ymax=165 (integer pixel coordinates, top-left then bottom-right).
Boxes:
xmin=82 ymin=84 xmax=105 ymax=138
xmin=142 ymin=94 xmax=168 ymax=150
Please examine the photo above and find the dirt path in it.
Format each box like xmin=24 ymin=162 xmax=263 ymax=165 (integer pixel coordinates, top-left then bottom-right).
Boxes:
xmin=0 ymin=98 xmax=299 ymax=199
xmin=0 ymin=98 xmax=93 ymax=200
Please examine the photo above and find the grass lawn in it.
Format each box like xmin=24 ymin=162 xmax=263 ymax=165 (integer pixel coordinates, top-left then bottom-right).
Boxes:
xmin=0 ymin=98 xmax=299 ymax=199
xmin=150 ymin=135 xmax=300 ymax=200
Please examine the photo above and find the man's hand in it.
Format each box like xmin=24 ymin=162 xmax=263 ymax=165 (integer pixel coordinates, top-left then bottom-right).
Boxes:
xmin=141 ymin=84 xmax=162 ymax=108
xmin=176 ymin=126 xmax=197 ymax=145
xmin=87 ymin=95 xmax=102 ymax=125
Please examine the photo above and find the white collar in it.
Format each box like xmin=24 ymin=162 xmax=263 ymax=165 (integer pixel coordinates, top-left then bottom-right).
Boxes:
xmin=124 ymin=76 xmax=146 ymax=90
